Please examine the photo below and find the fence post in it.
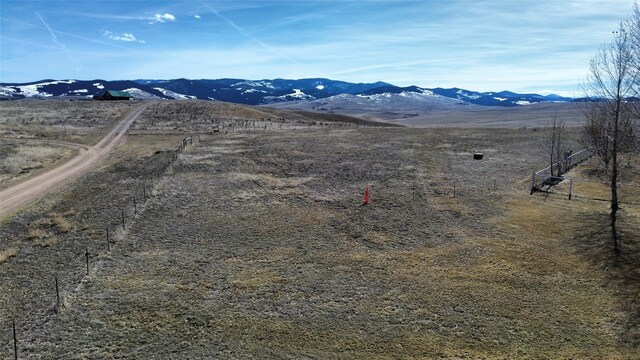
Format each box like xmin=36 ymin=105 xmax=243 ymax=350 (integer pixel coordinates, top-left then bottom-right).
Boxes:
xmin=121 ymin=210 xmax=126 ymax=230
xmin=530 ymin=172 xmax=536 ymax=194
xmin=55 ymin=276 xmax=60 ymax=308
xmin=453 ymin=180 xmax=456 ymax=198
xmin=493 ymin=179 xmax=496 ymax=194
xmin=133 ymin=196 xmax=137 ymax=215
xmin=106 ymin=227 xmax=110 ymax=252
xmin=13 ymin=319 xmax=17 ymax=360
xmin=569 ymin=179 xmax=573 ymax=200
xmin=85 ymin=247 xmax=89 ymax=275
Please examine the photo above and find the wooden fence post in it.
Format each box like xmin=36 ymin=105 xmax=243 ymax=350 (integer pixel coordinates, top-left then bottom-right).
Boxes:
xmin=121 ymin=210 xmax=126 ymax=230
xmin=55 ymin=276 xmax=60 ymax=308
xmin=106 ymin=227 xmax=110 ymax=252
xmin=530 ymin=172 xmax=536 ymax=194
xmin=453 ymin=181 xmax=456 ymax=198
xmin=85 ymin=247 xmax=89 ymax=275
xmin=569 ymin=179 xmax=573 ymax=200
xmin=13 ymin=319 xmax=18 ymax=360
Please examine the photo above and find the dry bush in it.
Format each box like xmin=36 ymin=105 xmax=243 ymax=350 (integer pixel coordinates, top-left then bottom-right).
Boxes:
xmin=27 ymin=212 xmax=74 ymax=240
xmin=27 ymin=227 xmax=48 ymax=240
xmin=0 ymin=142 xmax=72 ymax=186
xmin=0 ymin=247 xmax=18 ymax=264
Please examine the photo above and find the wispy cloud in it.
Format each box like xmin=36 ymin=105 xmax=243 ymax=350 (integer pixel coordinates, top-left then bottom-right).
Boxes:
xmin=150 ymin=13 xmax=175 ymax=24
xmin=103 ymin=31 xmax=145 ymax=44
xmin=194 ymin=15 xmax=201 ymax=19
xmin=35 ymin=12 xmax=82 ymax=71
xmin=200 ymin=1 xmax=297 ymax=63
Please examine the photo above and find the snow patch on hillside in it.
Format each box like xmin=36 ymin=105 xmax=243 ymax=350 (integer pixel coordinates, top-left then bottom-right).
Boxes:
xmin=122 ymin=88 xmax=162 ymax=99
xmin=233 ymin=80 xmax=275 ymax=89
xmin=242 ymin=88 xmax=267 ymax=94
xmin=283 ymin=89 xmax=312 ymax=99
xmin=456 ymin=89 xmax=480 ymax=99
xmin=17 ymin=85 xmax=52 ymax=97
xmin=0 ymin=86 xmax=17 ymax=98
xmin=154 ymin=87 xmax=196 ymax=100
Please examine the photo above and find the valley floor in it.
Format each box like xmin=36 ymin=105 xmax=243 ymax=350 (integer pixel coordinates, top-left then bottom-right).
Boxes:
xmin=1 ymin=127 xmax=639 ymax=358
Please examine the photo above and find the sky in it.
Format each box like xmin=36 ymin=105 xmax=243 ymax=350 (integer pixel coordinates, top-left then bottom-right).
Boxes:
xmin=0 ymin=0 xmax=637 ymax=96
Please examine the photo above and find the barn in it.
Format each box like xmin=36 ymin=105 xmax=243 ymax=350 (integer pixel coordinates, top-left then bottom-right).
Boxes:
xmin=94 ymin=90 xmax=133 ymax=100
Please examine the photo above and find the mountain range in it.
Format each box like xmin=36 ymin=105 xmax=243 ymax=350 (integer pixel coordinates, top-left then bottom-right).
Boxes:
xmin=0 ymin=78 xmax=573 ymax=107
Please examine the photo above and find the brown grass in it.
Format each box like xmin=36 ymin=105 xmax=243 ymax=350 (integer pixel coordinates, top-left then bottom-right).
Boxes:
xmin=132 ymin=100 xmax=395 ymax=134
xmin=2 ymin=127 xmax=638 ymax=358
xmin=27 ymin=212 xmax=75 ymax=241
xmin=0 ymin=141 xmax=74 ymax=188
xmin=0 ymin=99 xmax=136 ymax=144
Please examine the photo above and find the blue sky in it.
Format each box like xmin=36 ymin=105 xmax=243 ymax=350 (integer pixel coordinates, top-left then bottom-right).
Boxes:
xmin=0 ymin=0 xmax=635 ymax=95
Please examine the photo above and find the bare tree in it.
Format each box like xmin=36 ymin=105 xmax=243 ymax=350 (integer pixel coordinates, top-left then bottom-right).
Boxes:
xmin=542 ymin=115 xmax=567 ymax=176
xmin=583 ymin=22 xmax=639 ymax=255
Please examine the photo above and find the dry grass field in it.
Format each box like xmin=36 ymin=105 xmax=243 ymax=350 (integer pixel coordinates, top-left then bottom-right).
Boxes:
xmin=132 ymin=101 xmax=397 ymax=135
xmin=0 ymin=100 xmax=138 ymax=145
xmin=0 ymin=100 xmax=141 ymax=189
xmin=0 ymin=140 xmax=76 ymax=189
xmin=1 ymin=101 xmax=639 ymax=358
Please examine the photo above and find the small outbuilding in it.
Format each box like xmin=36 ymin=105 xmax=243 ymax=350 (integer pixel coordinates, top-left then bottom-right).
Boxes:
xmin=94 ymin=90 xmax=133 ymax=100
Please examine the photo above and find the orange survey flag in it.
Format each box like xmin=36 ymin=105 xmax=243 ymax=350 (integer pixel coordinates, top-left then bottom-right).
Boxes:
xmin=363 ymin=187 xmax=370 ymax=205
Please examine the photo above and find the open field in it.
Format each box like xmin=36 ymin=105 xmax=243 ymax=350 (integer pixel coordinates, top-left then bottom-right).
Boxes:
xmin=131 ymin=100 xmax=397 ymax=135
xmin=0 ymin=140 xmax=77 ymax=189
xmin=0 ymin=100 xmax=139 ymax=145
xmin=1 ymin=99 xmax=638 ymax=359
xmin=0 ymin=100 xmax=383 ymax=203
xmin=271 ymin=100 xmax=588 ymax=128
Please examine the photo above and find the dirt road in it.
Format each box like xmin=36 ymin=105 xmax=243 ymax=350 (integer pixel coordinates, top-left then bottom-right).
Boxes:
xmin=0 ymin=102 xmax=151 ymax=219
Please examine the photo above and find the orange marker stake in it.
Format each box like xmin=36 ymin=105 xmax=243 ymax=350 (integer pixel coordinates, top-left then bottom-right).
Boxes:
xmin=362 ymin=186 xmax=370 ymax=205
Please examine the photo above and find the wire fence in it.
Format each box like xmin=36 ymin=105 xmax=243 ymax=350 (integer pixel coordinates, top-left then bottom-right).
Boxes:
xmin=7 ymin=136 xmax=192 ymax=360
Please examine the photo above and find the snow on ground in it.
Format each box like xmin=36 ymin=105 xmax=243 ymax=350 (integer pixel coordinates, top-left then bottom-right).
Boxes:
xmin=16 ymin=85 xmax=52 ymax=97
xmin=153 ymin=87 xmax=196 ymax=100
xmin=122 ymin=88 xmax=163 ymax=100
xmin=281 ymin=89 xmax=312 ymax=100
xmin=232 ymin=80 xmax=275 ymax=89
xmin=515 ymin=100 xmax=533 ymax=105
xmin=242 ymin=89 xmax=267 ymax=94
xmin=0 ymin=86 xmax=17 ymax=97
xmin=93 ymin=83 xmax=105 ymax=90
xmin=456 ymin=89 xmax=480 ymax=99
xmin=316 ymin=85 xmax=325 ymax=90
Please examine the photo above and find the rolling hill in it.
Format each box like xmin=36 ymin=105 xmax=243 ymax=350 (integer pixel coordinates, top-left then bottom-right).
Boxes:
xmin=0 ymin=78 xmax=572 ymax=107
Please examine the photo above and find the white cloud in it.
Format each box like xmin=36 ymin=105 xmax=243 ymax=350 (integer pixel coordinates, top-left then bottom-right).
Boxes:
xmin=150 ymin=13 xmax=176 ymax=23
xmin=194 ymin=15 xmax=201 ymax=19
xmin=103 ymin=31 xmax=145 ymax=44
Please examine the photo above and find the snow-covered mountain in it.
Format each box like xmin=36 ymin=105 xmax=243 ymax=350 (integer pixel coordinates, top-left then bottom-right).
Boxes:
xmin=0 ymin=78 xmax=573 ymax=107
